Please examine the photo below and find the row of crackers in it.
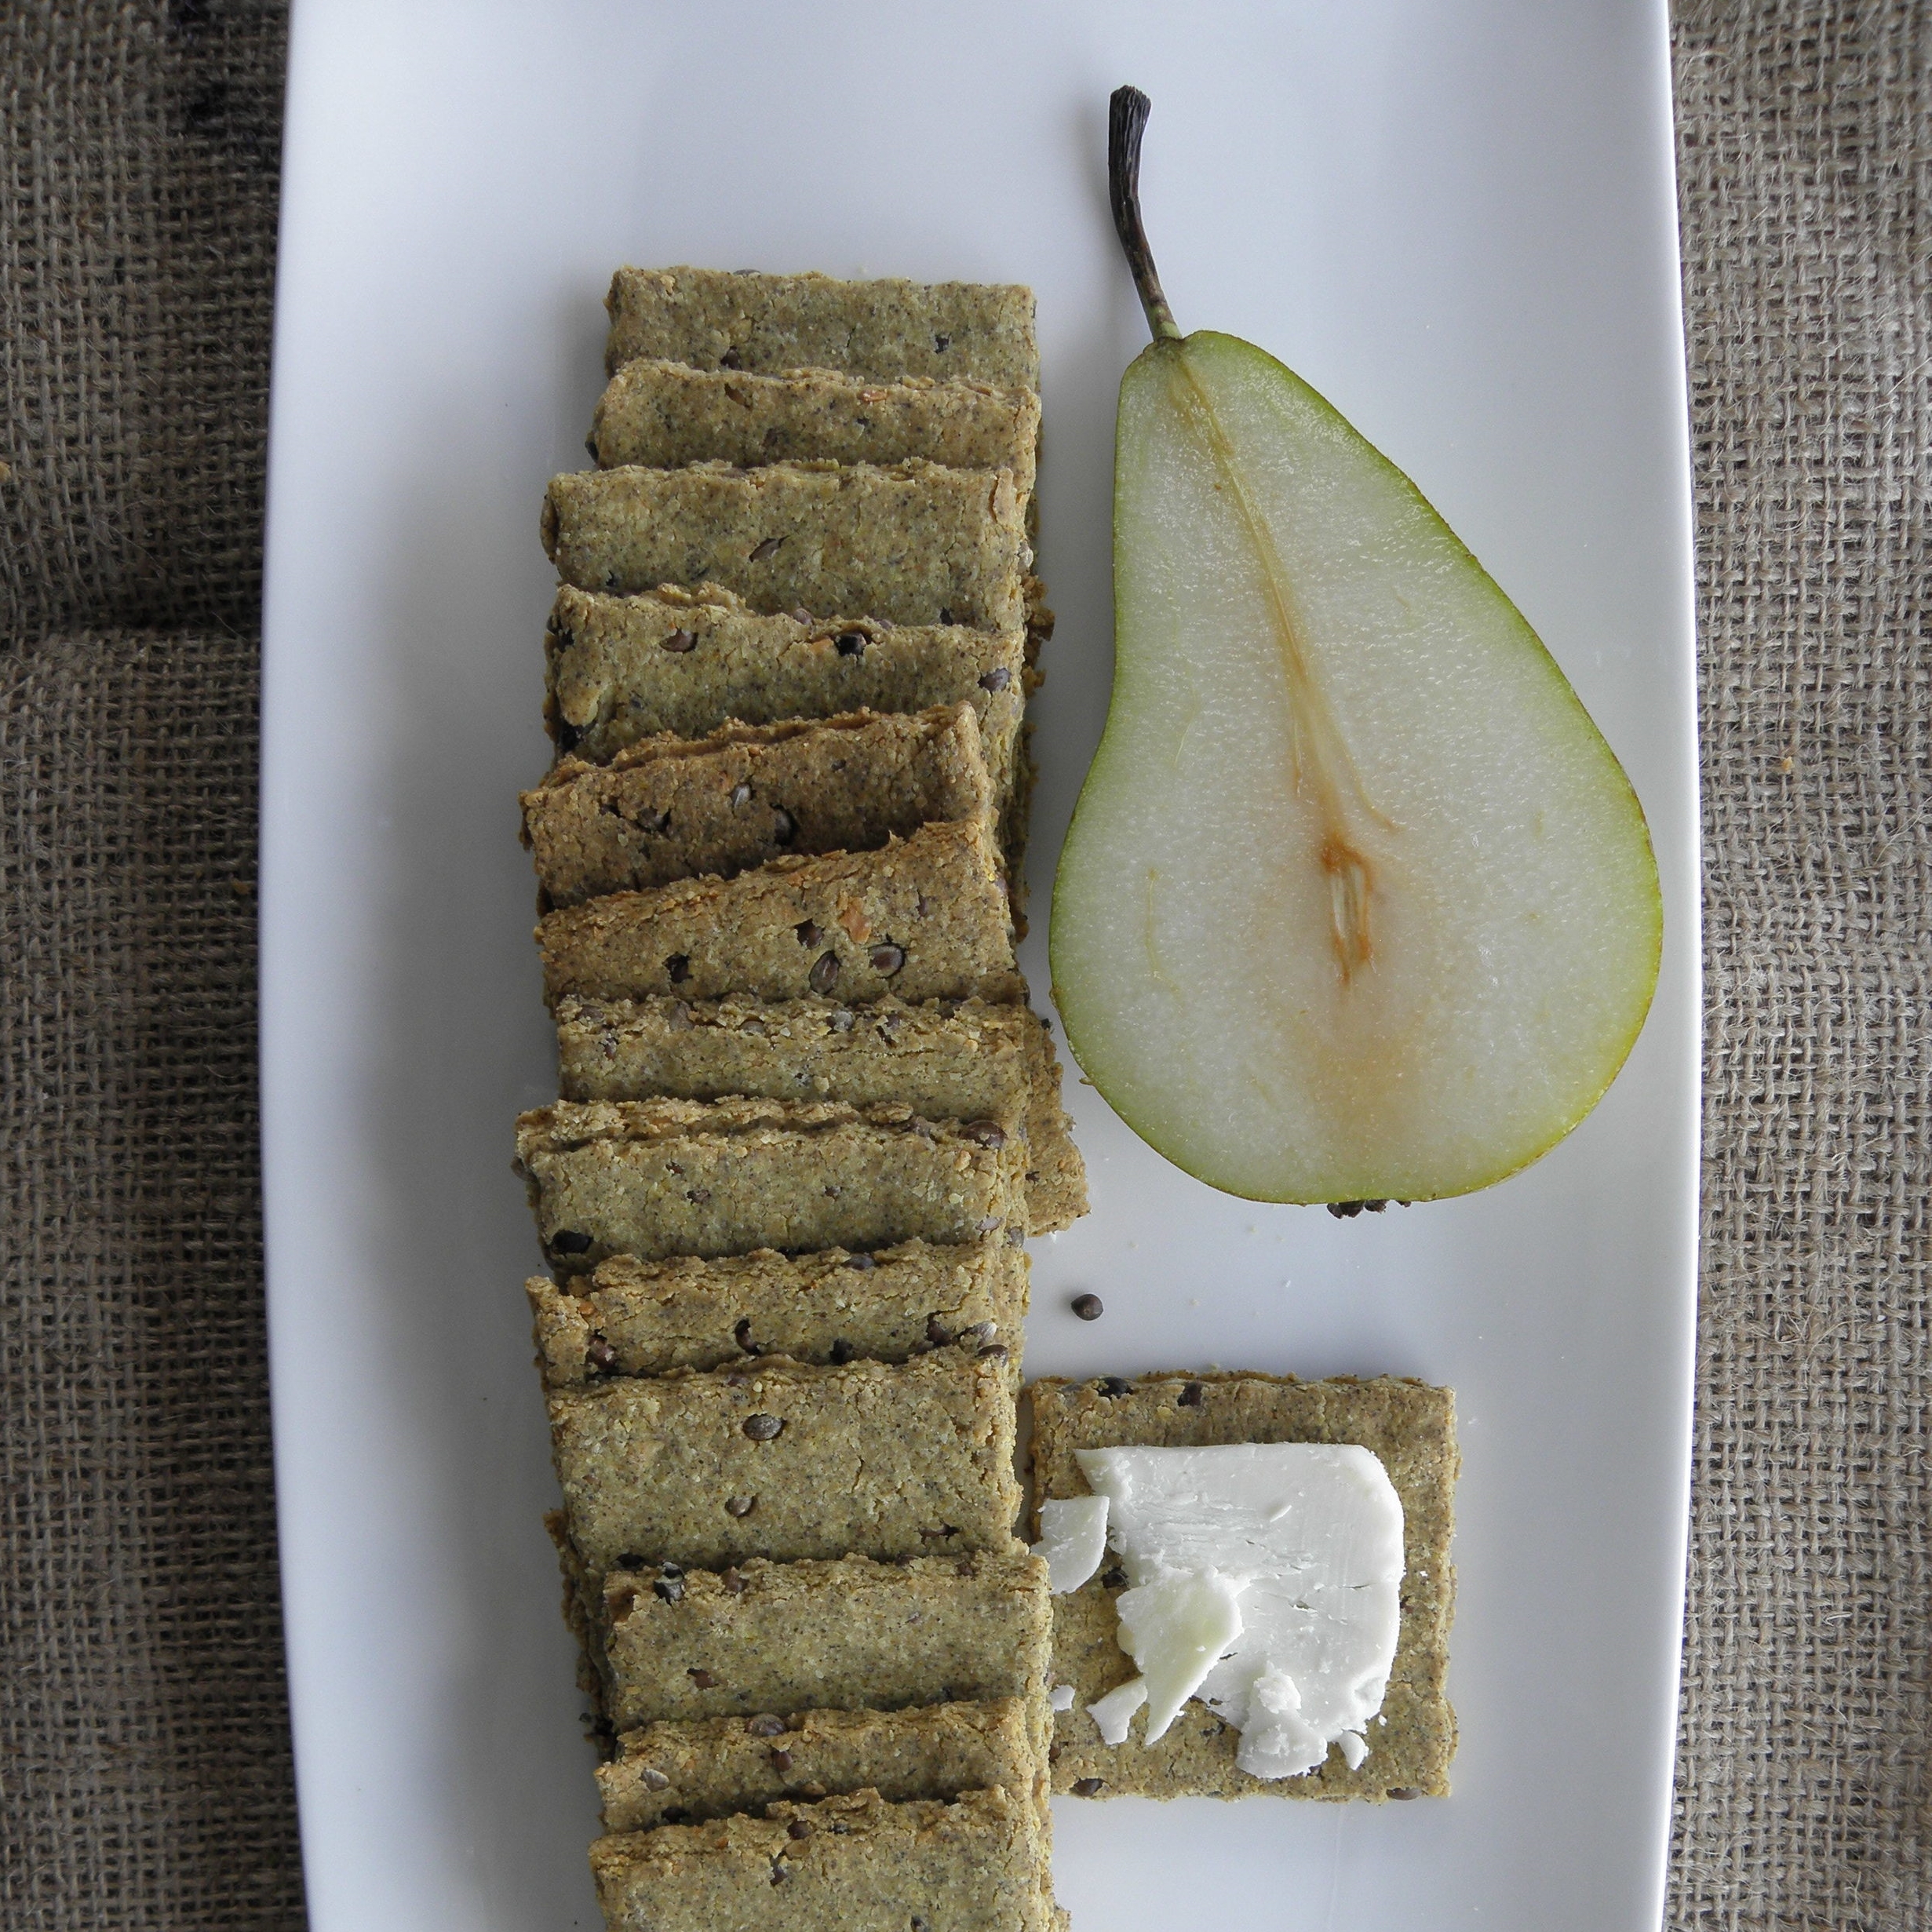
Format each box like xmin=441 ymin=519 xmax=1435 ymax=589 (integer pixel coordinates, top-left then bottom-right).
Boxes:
xmin=513 ymin=268 xmax=1084 ymax=1932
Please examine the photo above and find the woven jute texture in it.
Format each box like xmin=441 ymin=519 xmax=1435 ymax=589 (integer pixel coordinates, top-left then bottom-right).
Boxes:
xmin=0 ymin=3 xmax=304 ymax=1928
xmin=2 ymin=2 xmax=1927 ymax=1927
xmin=1671 ymin=5 xmax=1932 ymax=1927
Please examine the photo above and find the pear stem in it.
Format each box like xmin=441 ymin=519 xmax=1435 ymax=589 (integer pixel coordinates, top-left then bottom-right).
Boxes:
xmin=1109 ymin=86 xmax=1183 ymax=343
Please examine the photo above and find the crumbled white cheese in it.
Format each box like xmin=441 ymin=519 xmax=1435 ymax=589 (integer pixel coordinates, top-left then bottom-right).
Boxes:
xmin=1048 ymin=1682 xmax=1077 ymax=1712
xmin=1030 ymin=1494 xmax=1110 ymax=1594
xmin=1086 ymin=1675 xmax=1147 ymax=1745
xmin=1114 ymin=1567 xmax=1245 ymax=1740
xmin=1074 ymin=1442 xmax=1404 ymax=1779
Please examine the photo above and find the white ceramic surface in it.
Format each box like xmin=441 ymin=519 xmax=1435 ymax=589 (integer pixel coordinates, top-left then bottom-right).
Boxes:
xmin=261 ymin=3 xmax=1700 ymax=1927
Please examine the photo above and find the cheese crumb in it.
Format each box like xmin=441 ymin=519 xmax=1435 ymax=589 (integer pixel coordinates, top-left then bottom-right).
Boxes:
xmin=1030 ymin=1493 xmax=1110 ymax=1593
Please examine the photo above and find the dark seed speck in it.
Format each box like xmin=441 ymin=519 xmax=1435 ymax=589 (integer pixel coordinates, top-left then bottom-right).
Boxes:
xmin=1178 ymin=1380 xmax=1205 ymax=1407
xmin=550 ymin=1230 xmax=593 ymax=1256
xmin=1096 ymin=1376 xmax=1133 ymax=1398
xmin=1388 ymin=1787 xmax=1421 ymax=1801
xmin=749 ymin=536 xmax=786 ymax=562
xmin=787 ymin=1817 xmax=813 ymax=1839
xmin=653 ymin=1575 xmax=685 ymax=1603
xmin=659 ymin=629 xmax=697 ymax=653
xmin=746 ymin=1713 xmax=787 ymax=1737
xmin=843 ymin=1252 xmax=876 ymax=1270
xmin=686 ymin=1666 xmax=713 ymax=1686
xmin=640 ymin=1767 xmax=669 ymax=1790
xmin=724 ymin=1494 xmax=756 ymax=1517
xmin=1071 ymin=1778 xmax=1106 ymax=1798
xmin=795 ymin=920 xmax=822 ymax=946
xmin=869 ymin=944 xmax=906 ymax=975
xmin=962 ymin=1119 xmax=1006 ymax=1148
xmin=978 ymin=665 xmax=1012 ymax=692
xmin=809 ymin=951 xmax=840 ymax=993
xmin=1070 ymin=1293 xmax=1104 ymax=1321
xmin=742 ymin=1413 xmax=784 ymax=1441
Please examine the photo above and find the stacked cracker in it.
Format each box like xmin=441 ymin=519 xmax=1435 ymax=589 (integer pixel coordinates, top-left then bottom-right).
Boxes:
xmin=516 ymin=268 xmax=1081 ymax=1932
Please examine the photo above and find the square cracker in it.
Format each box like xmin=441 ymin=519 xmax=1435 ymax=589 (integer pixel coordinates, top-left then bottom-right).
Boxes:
xmin=1028 ymin=1370 xmax=1456 ymax=1801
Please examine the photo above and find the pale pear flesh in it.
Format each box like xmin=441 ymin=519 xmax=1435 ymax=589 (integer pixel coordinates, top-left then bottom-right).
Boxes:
xmin=1050 ymin=330 xmax=1662 ymax=1203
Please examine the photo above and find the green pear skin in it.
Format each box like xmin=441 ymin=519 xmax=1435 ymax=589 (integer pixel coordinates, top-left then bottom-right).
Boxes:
xmin=1050 ymin=329 xmax=1662 ymax=1204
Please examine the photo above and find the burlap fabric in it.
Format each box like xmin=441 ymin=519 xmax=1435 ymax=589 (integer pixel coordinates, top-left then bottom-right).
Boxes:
xmin=1671 ymin=7 xmax=1932 ymax=1927
xmin=1 ymin=2 xmax=1925 ymax=1926
xmin=0 ymin=4 xmax=301 ymax=1927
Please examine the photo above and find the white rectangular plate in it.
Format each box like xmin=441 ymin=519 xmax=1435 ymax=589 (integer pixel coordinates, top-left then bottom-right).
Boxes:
xmin=261 ymin=2 xmax=1699 ymax=1927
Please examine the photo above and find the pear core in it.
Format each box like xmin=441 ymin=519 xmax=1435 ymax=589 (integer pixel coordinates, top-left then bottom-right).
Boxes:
xmin=1050 ymin=331 xmax=1661 ymax=1203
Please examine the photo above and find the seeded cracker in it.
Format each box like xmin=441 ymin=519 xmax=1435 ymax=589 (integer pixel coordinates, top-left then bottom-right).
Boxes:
xmin=589 ymin=1785 xmax=1055 ymax=1932
xmin=523 ymin=706 xmax=992 ymax=908
xmin=515 ymin=1097 xmax=1028 ymax=1272
xmin=549 ymin=1351 xmax=1021 ymax=1576
xmin=590 ymin=359 xmax=1040 ymax=498
xmin=604 ymin=267 xmax=1039 ymax=389
xmin=541 ymin=460 xmax=1028 ymax=630
xmin=1028 ymin=1372 xmax=1456 ymax=1800
xmin=535 ymin=818 xmax=1022 ymax=1010
xmin=591 ymin=1549 xmax=1050 ymax=1733
xmin=552 ymin=994 xmax=1085 ymax=1233
xmin=544 ymin=585 xmax=1029 ymax=773
xmin=542 ymin=585 xmax=1039 ymax=901
xmin=528 ymin=1237 xmax=1026 ymax=1384
xmin=598 ymin=1697 xmax=1042 ymax=1832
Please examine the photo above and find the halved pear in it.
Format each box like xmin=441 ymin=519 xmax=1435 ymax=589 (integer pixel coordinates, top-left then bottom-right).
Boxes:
xmin=1048 ymin=90 xmax=1662 ymax=1205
